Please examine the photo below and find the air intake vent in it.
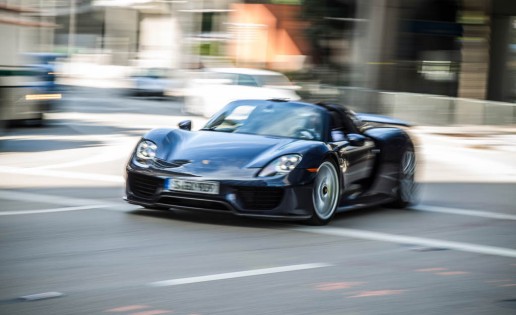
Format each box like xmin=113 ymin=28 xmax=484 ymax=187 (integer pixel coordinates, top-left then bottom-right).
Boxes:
xmin=267 ymin=98 xmax=289 ymax=102
xmin=235 ymin=187 xmax=284 ymax=210
xmin=128 ymin=173 xmax=163 ymax=198
xmin=158 ymin=197 xmax=231 ymax=211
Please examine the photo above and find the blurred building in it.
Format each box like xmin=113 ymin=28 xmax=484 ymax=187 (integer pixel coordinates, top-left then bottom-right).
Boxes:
xmin=227 ymin=0 xmax=516 ymax=104
xmin=227 ymin=3 xmax=310 ymax=71
xmin=2 ymin=0 xmax=516 ymax=104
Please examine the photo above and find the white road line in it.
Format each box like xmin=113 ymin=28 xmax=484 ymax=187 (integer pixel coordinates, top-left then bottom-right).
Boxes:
xmin=34 ymin=146 xmax=129 ymax=170
xmin=149 ymin=263 xmax=332 ymax=287
xmin=0 ymin=166 xmax=124 ymax=183
xmin=19 ymin=292 xmax=64 ymax=301
xmin=0 ymin=191 xmax=136 ymax=213
xmin=0 ymin=190 xmax=110 ymax=206
xmin=291 ymin=227 xmax=516 ymax=258
xmin=411 ymin=204 xmax=516 ymax=221
xmin=0 ymin=205 xmax=110 ymax=216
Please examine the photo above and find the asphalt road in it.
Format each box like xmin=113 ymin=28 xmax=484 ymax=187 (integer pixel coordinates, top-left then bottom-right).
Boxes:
xmin=0 ymin=89 xmax=515 ymax=315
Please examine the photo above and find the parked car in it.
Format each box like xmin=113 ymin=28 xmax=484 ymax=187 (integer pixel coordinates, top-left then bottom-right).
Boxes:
xmin=182 ymin=68 xmax=301 ymax=117
xmin=0 ymin=53 xmax=63 ymax=130
xmin=128 ymin=67 xmax=182 ymax=98
xmin=125 ymin=99 xmax=418 ymax=225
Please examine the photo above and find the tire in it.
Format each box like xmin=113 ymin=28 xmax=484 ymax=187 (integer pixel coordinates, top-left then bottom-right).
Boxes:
xmin=387 ymin=145 xmax=418 ymax=208
xmin=308 ymin=160 xmax=340 ymax=225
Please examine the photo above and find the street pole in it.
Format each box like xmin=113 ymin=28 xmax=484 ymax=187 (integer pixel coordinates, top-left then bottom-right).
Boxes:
xmin=68 ymin=0 xmax=76 ymax=57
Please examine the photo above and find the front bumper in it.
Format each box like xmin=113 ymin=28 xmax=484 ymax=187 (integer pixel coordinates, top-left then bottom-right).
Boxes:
xmin=125 ymin=168 xmax=315 ymax=220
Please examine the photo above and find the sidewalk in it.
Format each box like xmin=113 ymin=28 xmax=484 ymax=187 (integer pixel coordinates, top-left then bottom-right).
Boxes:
xmin=412 ymin=125 xmax=516 ymax=153
xmin=410 ymin=125 xmax=516 ymax=183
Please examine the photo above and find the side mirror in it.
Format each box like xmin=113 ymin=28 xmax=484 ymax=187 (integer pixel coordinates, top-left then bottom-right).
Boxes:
xmin=347 ymin=133 xmax=366 ymax=147
xmin=178 ymin=120 xmax=192 ymax=131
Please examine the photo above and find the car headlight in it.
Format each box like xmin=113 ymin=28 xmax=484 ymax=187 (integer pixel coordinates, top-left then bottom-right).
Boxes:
xmin=258 ymin=154 xmax=302 ymax=177
xmin=133 ymin=140 xmax=157 ymax=166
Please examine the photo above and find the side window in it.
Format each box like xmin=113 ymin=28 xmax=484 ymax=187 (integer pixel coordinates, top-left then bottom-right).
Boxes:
xmin=329 ymin=112 xmax=346 ymax=141
xmin=348 ymin=112 xmax=366 ymax=131
xmin=329 ymin=109 xmax=360 ymax=141
xmin=331 ymin=130 xmax=346 ymax=142
xmin=341 ymin=114 xmax=359 ymax=134
xmin=237 ymin=74 xmax=259 ymax=87
xmin=216 ymin=73 xmax=237 ymax=85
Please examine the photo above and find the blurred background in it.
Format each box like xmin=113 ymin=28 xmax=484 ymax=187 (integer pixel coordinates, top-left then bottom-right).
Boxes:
xmin=1 ymin=0 xmax=516 ymax=125
xmin=1 ymin=2 xmax=516 ymax=315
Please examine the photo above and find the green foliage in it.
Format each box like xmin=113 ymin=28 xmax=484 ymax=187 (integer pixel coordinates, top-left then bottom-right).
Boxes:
xmin=199 ymin=42 xmax=222 ymax=56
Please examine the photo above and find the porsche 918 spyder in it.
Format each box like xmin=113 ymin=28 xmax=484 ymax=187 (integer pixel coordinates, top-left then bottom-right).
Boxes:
xmin=124 ymin=99 xmax=417 ymax=225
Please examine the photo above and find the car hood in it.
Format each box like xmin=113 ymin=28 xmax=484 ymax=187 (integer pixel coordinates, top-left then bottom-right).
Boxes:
xmin=144 ymin=129 xmax=314 ymax=178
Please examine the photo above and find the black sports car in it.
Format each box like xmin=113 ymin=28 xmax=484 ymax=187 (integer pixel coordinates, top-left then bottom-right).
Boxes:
xmin=124 ymin=99 xmax=417 ymax=225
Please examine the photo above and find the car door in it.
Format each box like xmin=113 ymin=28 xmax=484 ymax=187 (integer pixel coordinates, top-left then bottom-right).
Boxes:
xmin=339 ymin=135 xmax=376 ymax=186
xmin=329 ymin=110 xmax=376 ymax=189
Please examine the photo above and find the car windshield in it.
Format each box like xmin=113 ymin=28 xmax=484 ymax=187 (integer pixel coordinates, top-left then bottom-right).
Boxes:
xmin=202 ymin=102 xmax=325 ymax=141
xmin=133 ymin=68 xmax=169 ymax=78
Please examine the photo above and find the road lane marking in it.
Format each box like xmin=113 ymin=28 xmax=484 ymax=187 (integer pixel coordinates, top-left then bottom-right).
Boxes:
xmin=0 ymin=190 xmax=110 ymax=206
xmin=0 ymin=205 xmax=110 ymax=216
xmin=129 ymin=311 xmax=171 ymax=315
xmin=35 ymin=146 xmax=129 ymax=170
xmin=410 ymin=204 xmax=516 ymax=221
xmin=291 ymin=227 xmax=516 ymax=258
xmin=315 ymin=282 xmax=364 ymax=291
xmin=436 ymin=271 xmax=469 ymax=276
xmin=348 ymin=290 xmax=406 ymax=298
xmin=0 ymin=166 xmax=124 ymax=183
xmin=416 ymin=268 xmax=448 ymax=272
xmin=149 ymin=263 xmax=332 ymax=287
xmin=19 ymin=292 xmax=64 ymax=301
xmin=0 ymin=191 xmax=136 ymax=213
xmin=106 ymin=305 xmax=150 ymax=312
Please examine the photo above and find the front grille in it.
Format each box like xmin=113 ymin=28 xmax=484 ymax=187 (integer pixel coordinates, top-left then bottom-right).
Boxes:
xmin=128 ymin=173 xmax=163 ymax=198
xmin=159 ymin=196 xmax=231 ymax=211
xmin=235 ymin=187 xmax=284 ymax=210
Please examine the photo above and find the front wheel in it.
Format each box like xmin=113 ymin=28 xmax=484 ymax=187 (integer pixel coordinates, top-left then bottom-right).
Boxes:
xmin=308 ymin=161 xmax=340 ymax=225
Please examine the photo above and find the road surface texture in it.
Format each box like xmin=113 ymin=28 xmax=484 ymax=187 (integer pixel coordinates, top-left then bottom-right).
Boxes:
xmin=0 ymin=88 xmax=515 ymax=315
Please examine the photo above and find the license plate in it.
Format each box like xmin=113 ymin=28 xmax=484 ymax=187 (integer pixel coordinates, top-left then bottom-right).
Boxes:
xmin=165 ymin=178 xmax=219 ymax=195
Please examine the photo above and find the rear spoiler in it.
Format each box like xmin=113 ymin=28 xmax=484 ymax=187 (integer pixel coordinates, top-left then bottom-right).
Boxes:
xmin=356 ymin=113 xmax=412 ymax=127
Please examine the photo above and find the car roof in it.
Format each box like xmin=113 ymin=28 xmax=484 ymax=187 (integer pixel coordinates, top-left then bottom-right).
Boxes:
xmin=207 ymin=68 xmax=285 ymax=76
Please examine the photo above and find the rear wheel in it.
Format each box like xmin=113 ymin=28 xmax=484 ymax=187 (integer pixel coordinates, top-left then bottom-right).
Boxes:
xmin=308 ymin=161 xmax=340 ymax=225
xmin=387 ymin=145 xmax=418 ymax=208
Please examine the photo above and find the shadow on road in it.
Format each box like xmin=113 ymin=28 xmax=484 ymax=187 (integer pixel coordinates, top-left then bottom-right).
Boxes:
xmin=129 ymin=208 xmax=296 ymax=230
